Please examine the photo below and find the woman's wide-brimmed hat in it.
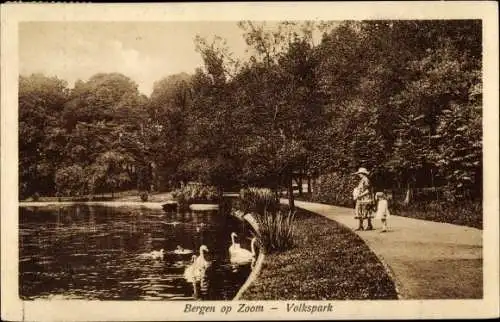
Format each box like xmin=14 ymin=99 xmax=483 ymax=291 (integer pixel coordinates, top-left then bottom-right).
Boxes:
xmin=354 ymin=167 xmax=370 ymax=176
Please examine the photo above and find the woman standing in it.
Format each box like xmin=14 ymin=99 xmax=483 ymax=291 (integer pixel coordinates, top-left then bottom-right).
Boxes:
xmin=353 ymin=167 xmax=374 ymax=231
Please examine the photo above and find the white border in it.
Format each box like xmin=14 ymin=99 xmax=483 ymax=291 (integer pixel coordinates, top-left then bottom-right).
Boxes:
xmin=2 ymin=2 xmax=499 ymax=321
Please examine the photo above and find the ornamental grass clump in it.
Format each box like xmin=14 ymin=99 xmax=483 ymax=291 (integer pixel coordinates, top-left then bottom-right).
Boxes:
xmin=255 ymin=210 xmax=296 ymax=254
xmin=239 ymin=187 xmax=295 ymax=253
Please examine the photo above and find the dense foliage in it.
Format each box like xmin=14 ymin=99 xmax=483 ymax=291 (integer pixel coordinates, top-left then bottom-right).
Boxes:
xmin=239 ymin=187 xmax=279 ymax=215
xmin=20 ymin=20 xmax=482 ymax=212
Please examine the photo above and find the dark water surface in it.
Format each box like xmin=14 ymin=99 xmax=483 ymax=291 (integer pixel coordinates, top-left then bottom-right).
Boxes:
xmin=19 ymin=204 xmax=253 ymax=300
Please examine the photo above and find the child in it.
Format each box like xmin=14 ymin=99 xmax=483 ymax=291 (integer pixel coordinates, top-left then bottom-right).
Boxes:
xmin=375 ymin=192 xmax=391 ymax=232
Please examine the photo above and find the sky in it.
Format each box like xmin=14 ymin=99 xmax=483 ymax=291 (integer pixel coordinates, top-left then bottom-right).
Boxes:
xmin=19 ymin=22 xmax=256 ymax=96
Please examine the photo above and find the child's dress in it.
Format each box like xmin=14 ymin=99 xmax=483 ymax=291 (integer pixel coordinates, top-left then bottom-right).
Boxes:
xmin=375 ymin=199 xmax=391 ymax=220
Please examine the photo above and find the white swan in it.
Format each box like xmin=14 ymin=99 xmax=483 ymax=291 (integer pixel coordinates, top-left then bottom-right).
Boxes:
xmin=151 ymin=249 xmax=164 ymax=260
xmin=194 ymin=245 xmax=210 ymax=270
xmin=183 ymin=255 xmax=199 ymax=283
xmin=228 ymin=232 xmax=241 ymax=255
xmin=230 ymin=237 xmax=257 ymax=265
xmin=173 ymin=245 xmax=193 ymax=255
xmin=139 ymin=249 xmax=164 ymax=260
xmin=184 ymin=245 xmax=210 ymax=283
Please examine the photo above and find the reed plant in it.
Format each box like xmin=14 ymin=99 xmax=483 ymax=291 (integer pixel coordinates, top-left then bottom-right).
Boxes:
xmin=255 ymin=209 xmax=296 ymax=254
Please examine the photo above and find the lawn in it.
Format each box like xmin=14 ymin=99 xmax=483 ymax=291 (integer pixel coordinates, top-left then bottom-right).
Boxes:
xmin=240 ymin=208 xmax=398 ymax=300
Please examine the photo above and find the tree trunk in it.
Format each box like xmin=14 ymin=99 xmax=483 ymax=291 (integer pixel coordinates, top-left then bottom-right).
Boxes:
xmin=312 ymin=176 xmax=319 ymax=197
xmin=287 ymin=174 xmax=295 ymax=213
xmin=274 ymin=183 xmax=280 ymax=202
xmin=297 ymin=172 xmax=303 ymax=196
xmin=307 ymin=177 xmax=312 ymax=194
xmin=217 ymin=186 xmax=223 ymax=204
xmin=403 ymin=183 xmax=412 ymax=205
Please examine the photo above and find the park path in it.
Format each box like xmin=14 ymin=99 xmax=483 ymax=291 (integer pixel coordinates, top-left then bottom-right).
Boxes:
xmin=284 ymin=199 xmax=483 ymax=299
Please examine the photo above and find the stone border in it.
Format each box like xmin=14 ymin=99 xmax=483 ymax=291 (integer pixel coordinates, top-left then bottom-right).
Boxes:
xmin=372 ymin=252 xmax=405 ymax=300
xmin=231 ymin=212 xmax=265 ymax=301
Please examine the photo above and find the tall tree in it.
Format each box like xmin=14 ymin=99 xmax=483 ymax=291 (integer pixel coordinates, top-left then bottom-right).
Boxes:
xmin=19 ymin=74 xmax=69 ymax=198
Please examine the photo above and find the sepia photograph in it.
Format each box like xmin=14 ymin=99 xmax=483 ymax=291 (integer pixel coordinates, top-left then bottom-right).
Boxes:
xmin=1 ymin=2 xmax=499 ymax=321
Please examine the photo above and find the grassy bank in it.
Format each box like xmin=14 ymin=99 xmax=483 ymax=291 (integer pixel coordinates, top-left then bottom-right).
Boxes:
xmin=240 ymin=208 xmax=398 ymax=300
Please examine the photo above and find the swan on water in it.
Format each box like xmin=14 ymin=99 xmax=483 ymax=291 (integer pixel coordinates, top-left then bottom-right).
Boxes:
xmin=183 ymin=246 xmax=210 ymax=283
xmin=139 ymin=249 xmax=164 ymax=260
xmin=150 ymin=249 xmax=164 ymax=260
xmin=228 ymin=232 xmax=241 ymax=255
xmin=230 ymin=237 xmax=257 ymax=265
xmin=194 ymin=245 xmax=210 ymax=270
xmin=174 ymin=245 xmax=193 ymax=255
xmin=230 ymin=237 xmax=257 ymax=264
xmin=183 ymin=255 xmax=199 ymax=283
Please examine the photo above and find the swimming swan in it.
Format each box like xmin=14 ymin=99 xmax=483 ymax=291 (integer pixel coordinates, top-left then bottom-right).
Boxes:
xmin=228 ymin=232 xmax=241 ymax=255
xmin=194 ymin=245 xmax=210 ymax=270
xmin=184 ymin=245 xmax=210 ymax=283
xmin=173 ymin=245 xmax=193 ymax=255
xmin=230 ymin=237 xmax=257 ymax=264
xmin=183 ymin=255 xmax=200 ymax=283
xmin=139 ymin=249 xmax=164 ymax=260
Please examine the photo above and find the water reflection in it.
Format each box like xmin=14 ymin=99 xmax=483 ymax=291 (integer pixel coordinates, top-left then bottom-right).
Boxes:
xmin=19 ymin=204 xmax=252 ymax=301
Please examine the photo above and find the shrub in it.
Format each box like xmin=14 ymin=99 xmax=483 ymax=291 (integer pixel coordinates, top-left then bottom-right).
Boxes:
xmin=171 ymin=183 xmax=219 ymax=208
xmin=255 ymin=210 xmax=296 ymax=253
xmin=311 ymin=172 xmax=357 ymax=207
xmin=239 ymin=187 xmax=279 ymax=215
xmin=55 ymin=165 xmax=87 ymax=197
xmin=140 ymin=191 xmax=149 ymax=202
xmin=391 ymin=199 xmax=482 ymax=229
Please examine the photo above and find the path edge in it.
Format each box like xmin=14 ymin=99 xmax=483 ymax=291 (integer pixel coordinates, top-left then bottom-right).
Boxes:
xmin=294 ymin=203 xmax=404 ymax=300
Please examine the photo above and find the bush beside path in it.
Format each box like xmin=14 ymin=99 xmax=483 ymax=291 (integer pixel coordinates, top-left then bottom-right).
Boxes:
xmin=287 ymin=199 xmax=483 ymax=299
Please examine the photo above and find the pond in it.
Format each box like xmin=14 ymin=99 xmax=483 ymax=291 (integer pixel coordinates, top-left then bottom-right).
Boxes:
xmin=19 ymin=202 xmax=254 ymax=301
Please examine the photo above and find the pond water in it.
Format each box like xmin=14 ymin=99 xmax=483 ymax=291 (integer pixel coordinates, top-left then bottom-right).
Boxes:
xmin=19 ymin=203 xmax=254 ymax=301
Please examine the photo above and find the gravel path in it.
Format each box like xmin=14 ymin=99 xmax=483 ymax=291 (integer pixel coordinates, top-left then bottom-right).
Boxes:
xmin=285 ymin=199 xmax=483 ymax=299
